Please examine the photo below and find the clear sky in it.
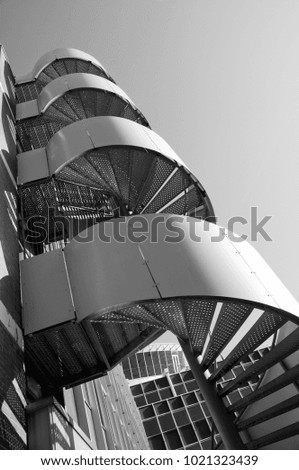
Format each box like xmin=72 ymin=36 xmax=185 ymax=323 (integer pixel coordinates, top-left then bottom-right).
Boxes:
xmin=1 ymin=0 xmax=298 ymax=343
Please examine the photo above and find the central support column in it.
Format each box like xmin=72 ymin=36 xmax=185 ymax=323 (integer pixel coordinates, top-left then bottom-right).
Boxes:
xmin=178 ymin=339 xmax=245 ymax=450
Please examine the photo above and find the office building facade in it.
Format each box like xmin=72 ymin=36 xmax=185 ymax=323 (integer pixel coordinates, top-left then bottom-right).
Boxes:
xmin=1 ymin=45 xmax=299 ymax=449
xmin=130 ymin=349 xmax=270 ymax=450
xmin=122 ymin=344 xmax=187 ymax=380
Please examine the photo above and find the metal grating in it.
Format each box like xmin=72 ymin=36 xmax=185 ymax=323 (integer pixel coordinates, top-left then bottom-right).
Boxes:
xmin=17 ymin=115 xmax=64 ymax=151
xmin=94 ymin=305 xmax=167 ymax=331
xmin=135 ymin=158 xmax=174 ymax=212
xmin=210 ymin=311 xmax=286 ymax=382
xmin=182 ymin=299 xmax=217 ymax=353
xmin=202 ymin=303 xmax=253 ymax=368
xmin=57 ymin=148 xmax=210 ymax=219
xmin=17 ymin=89 xmax=149 ymax=151
xmin=16 ymin=58 xmax=114 ymax=103
xmin=146 ymin=300 xmax=188 ymax=339
xmin=20 ymin=179 xmax=115 ymax=243
xmin=143 ymin=168 xmax=191 ymax=214
xmin=25 ymin=322 xmax=107 ymax=389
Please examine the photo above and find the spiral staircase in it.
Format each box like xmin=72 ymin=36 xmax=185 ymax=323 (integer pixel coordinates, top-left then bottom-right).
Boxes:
xmin=17 ymin=49 xmax=299 ymax=449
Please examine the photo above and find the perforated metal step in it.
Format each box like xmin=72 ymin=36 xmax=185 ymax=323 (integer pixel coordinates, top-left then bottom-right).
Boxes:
xmin=16 ymin=58 xmax=114 ymax=103
xmin=17 ymin=89 xmax=149 ymax=151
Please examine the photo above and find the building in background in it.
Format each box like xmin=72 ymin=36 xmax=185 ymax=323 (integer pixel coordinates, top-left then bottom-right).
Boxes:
xmin=122 ymin=343 xmax=187 ymax=380
xmin=129 ymin=348 xmax=270 ymax=450
xmin=27 ymin=366 xmax=149 ymax=450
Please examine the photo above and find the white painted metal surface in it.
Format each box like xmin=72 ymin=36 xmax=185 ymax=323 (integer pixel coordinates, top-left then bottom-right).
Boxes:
xmin=21 ymin=215 xmax=299 ymax=335
xmin=17 ymin=148 xmax=49 ymax=185
xmin=16 ymin=48 xmax=110 ymax=84
xmin=47 ymin=117 xmax=187 ymax=174
xmin=64 ymin=229 xmax=160 ymax=320
xmin=21 ymin=249 xmax=75 ymax=334
xmin=16 ymin=100 xmax=39 ymax=120
xmin=16 ymin=74 xmax=135 ymax=119
xmin=17 ymin=116 xmax=190 ymax=184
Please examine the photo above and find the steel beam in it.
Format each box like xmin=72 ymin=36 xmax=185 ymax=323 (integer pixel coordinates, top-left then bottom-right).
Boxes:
xmin=178 ymin=338 xmax=245 ymax=450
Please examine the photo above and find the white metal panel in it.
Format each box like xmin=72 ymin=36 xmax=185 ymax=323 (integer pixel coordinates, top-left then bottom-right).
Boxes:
xmin=38 ymin=74 xmax=132 ymax=113
xmin=137 ymin=215 xmax=299 ymax=319
xmin=46 ymin=117 xmax=185 ymax=175
xmin=16 ymin=48 xmax=110 ymax=84
xmin=16 ymin=100 xmax=39 ymax=120
xmin=21 ymin=249 xmax=75 ymax=334
xmin=17 ymin=148 xmax=49 ymax=185
xmin=64 ymin=222 xmax=159 ymax=321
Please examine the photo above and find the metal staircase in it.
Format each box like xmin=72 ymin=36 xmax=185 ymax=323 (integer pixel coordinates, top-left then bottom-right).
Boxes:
xmin=17 ymin=49 xmax=299 ymax=450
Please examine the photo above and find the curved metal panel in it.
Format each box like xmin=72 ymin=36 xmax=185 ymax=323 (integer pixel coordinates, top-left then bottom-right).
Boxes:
xmin=64 ymin=230 xmax=160 ymax=320
xmin=59 ymin=215 xmax=299 ymax=322
xmin=46 ymin=116 xmax=187 ymax=175
xmin=17 ymin=117 xmax=189 ymax=185
xmin=16 ymin=74 xmax=137 ymax=119
xmin=16 ymin=48 xmax=110 ymax=84
xmin=38 ymin=73 xmax=132 ymax=113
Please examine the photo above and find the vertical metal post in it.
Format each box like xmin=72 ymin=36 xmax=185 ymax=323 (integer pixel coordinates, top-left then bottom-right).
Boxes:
xmin=178 ymin=338 xmax=245 ymax=450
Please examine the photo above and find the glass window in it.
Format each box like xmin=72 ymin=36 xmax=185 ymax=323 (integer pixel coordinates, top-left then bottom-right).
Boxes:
xmin=155 ymin=377 xmax=169 ymax=389
xmin=159 ymin=351 xmax=167 ymax=372
xmin=130 ymin=356 xmax=140 ymax=379
xmin=148 ymin=435 xmax=166 ymax=450
xmin=135 ymin=395 xmax=146 ymax=407
xmin=182 ymin=392 xmax=197 ymax=406
xmin=187 ymin=404 xmax=204 ymax=421
xmin=143 ymin=381 xmax=156 ymax=393
xmin=158 ymin=413 xmax=176 ymax=432
xmin=186 ymin=442 xmax=201 ymax=450
xmin=152 ymin=351 xmax=162 ymax=375
xmin=170 ymin=373 xmax=182 ymax=384
xmin=154 ymin=401 xmax=170 ymax=415
xmin=173 ymin=409 xmax=190 ymax=427
xmin=139 ymin=405 xmax=155 ymax=420
xmin=146 ymin=391 xmax=160 ymax=404
xmin=143 ymin=417 xmax=160 ymax=437
xmin=186 ymin=380 xmax=198 ymax=392
xmin=169 ymin=396 xmax=184 ymax=410
xmin=194 ymin=419 xmax=211 ymax=440
xmin=131 ymin=384 xmax=143 ymax=396
xmin=164 ymin=429 xmax=182 ymax=450
xmin=136 ymin=353 xmax=147 ymax=377
xmin=166 ymin=351 xmax=174 ymax=373
xmin=181 ymin=370 xmax=194 ymax=381
xmin=179 ymin=424 xmax=197 ymax=445
xmin=159 ymin=388 xmax=173 ymax=400
xmin=174 ymin=383 xmax=186 ymax=395
xmin=144 ymin=352 xmax=155 ymax=376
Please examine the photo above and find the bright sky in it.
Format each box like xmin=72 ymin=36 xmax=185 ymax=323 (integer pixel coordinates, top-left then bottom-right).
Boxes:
xmin=1 ymin=0 xmax=298 ymax=343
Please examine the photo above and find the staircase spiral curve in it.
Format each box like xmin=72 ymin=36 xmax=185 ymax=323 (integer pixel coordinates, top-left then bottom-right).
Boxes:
xmin=17 ymin=49 xmax=299 ymax=449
